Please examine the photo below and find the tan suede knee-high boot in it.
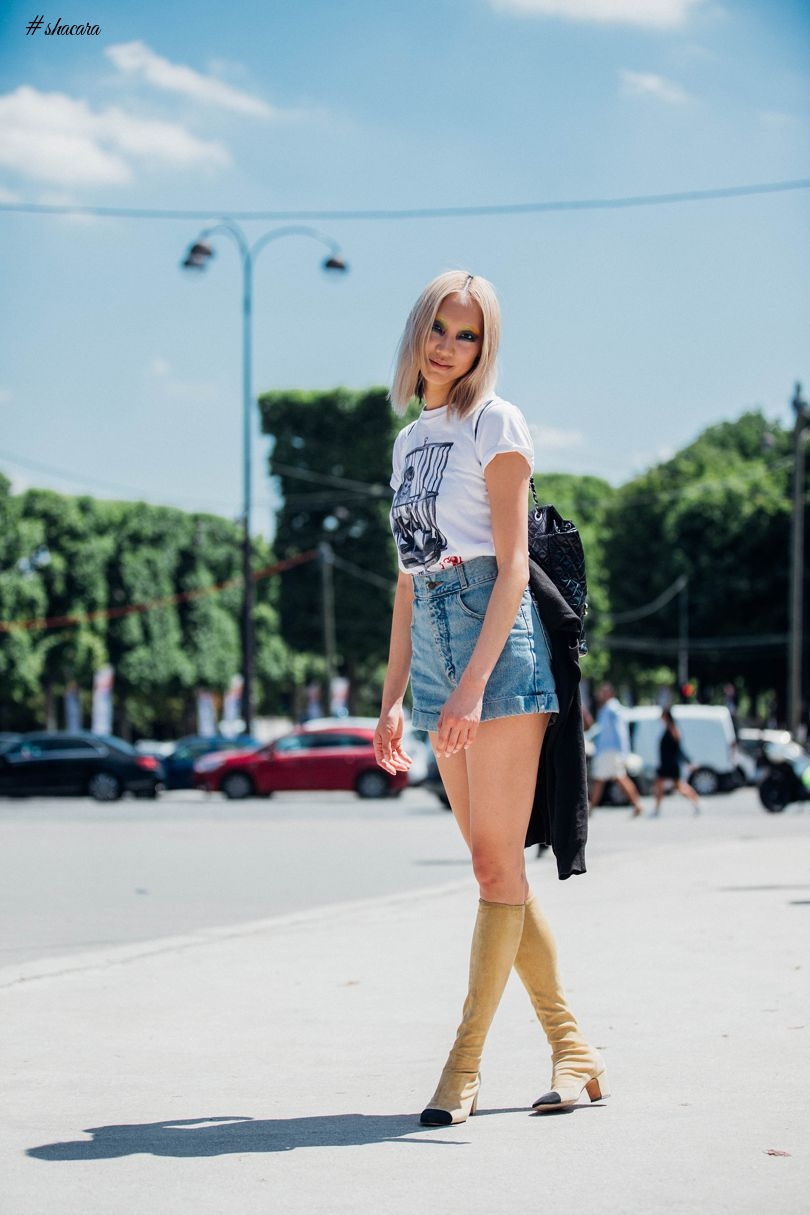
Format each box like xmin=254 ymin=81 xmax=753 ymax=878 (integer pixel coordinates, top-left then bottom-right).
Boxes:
xmin=420 ymin=898 xmax=526 ymax=1126
xmin=514 ymin=894 xmax=609 ymax=1110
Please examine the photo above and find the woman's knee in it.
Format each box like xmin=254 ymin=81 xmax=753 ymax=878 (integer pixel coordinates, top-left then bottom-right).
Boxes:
xmin=471 ymin=845 xmax=525 ymax=899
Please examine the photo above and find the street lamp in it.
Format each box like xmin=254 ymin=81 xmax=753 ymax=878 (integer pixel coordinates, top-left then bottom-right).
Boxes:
xmin=181 ymin=222 xmax=348 ymax=732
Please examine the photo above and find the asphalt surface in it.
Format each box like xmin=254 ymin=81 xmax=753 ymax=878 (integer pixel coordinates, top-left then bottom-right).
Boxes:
xmin=2 ymin=786 xmax=808 ymax=1213
xmin=0 ymin=785 xmax=795 ymax=967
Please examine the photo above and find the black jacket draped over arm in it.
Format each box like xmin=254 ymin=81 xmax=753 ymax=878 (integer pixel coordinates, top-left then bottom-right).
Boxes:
xmin=525 ymin=559 xmax=589 ymax=879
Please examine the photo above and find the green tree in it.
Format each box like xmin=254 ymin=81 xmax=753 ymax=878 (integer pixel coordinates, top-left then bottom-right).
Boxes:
xmin=0 ymin=481 xmax=303 ymax=735
xmin=0 ymin=474 xmax=48 ymax=727
xmin=602 ymin=411 xmax=795 ymax=710
xmin=534 ymin=473 xmax=616 ymax=683
xmin=260 ymin=387 xmax=418 ymax=711
xmin=17 ymin=490 xmax=111 ymax=728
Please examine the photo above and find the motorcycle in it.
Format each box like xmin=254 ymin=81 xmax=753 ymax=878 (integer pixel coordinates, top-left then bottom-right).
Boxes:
xmin=758 ymin=739 xmax=810 ymax=812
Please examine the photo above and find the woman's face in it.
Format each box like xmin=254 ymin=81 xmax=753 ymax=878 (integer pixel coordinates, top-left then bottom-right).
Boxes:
xmin=421 ymin=292 xmax=483 ymax=405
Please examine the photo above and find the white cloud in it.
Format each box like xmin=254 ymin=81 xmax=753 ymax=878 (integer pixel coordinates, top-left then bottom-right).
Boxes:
xmin=145 ymin=358 xmax=220 ymax=404
xmin=8 ymin=473 xmax=30 ymax=495
xmin=0 ymin=85 xmax=229 ymax=187
xmin=105 ymin=41 xmax=274 ymax=119
xmin=0 ymin=185 xmax=21 ymax=203
xmin=758 ymin=110 xmax=798 ymax=129
xmin=629 ymin=444 xmax=676 ymax=473
xmin=531 ymin=424 xmax=584 ymax=451
xmin=676 ymin=42 xmax=716 ymax=60
xmin=489 ymin=0 xmax=704 ymax=29
xmin=619 ymin=69 xmax=691 ymax=104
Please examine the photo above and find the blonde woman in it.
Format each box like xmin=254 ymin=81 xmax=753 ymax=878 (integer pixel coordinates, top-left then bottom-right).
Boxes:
xmin=375 ymin=270 xmax=607 ymax=1125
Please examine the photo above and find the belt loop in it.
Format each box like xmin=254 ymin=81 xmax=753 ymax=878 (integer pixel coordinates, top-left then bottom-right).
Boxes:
xmin=456 ymin=561 xmax=469 ymax=590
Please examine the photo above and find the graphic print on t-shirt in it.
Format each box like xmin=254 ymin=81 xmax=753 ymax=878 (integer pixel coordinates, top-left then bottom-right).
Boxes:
xmin=391 ymin=440 xmax=453 ymax=570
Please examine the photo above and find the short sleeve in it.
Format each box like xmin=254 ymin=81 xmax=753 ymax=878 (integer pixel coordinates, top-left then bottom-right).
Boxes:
xmin=474 ymin=399 xmax=534 ymax=472
xmin=389 ymin=424 xmax=408 ymax=490
xmin=389 ymin=438 xmax=401 ymax=491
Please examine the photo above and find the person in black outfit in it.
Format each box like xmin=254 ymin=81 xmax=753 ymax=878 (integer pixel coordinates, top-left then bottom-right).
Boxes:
xmin=653 ymin=708 xmax=701 ymax=815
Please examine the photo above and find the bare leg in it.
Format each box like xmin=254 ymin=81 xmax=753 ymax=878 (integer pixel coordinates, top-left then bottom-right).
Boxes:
xmin=653 ymin=777 xmax=665 ymax=814
xmin=676 ymin=778 xmax=701 ymax=813
xmin=616 ymin=774 xmax=644 ymax=817
xmin=421 ymin=714 xmax=549 ymax=1124
xmin=431 ymin=712 xmax=549 ymax=903
xmin=589 ymin=779 xmax=605 ymax=816
xmin=432 ymin=717 xmax=607 ymax=1114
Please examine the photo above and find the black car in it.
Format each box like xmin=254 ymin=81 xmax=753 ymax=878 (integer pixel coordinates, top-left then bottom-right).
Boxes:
xmin=0 ymin=731 xmax=164 ymax=801
xmin=143 ymin=734 xmax=260 ymax=790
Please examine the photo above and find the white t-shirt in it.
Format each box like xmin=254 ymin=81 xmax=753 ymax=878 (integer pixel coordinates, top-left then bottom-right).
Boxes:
xmin=389 ymin=395 xmax=534 ymax=574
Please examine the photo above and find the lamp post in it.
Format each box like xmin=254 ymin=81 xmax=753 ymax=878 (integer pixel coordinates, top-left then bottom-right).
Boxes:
xmin=181 ymin=223 xmax=348 ymax=732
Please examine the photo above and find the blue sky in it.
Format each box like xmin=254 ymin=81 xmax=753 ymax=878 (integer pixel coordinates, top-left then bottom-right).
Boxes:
xmin=0 ymin=0 xmax=808 ymax=539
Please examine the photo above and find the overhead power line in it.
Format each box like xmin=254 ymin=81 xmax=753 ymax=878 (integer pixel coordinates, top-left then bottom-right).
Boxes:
xmin=0 ymin=550 xmax=318 ymax=634
xmin=595 ymin=575 xmax=687 ymax=624
xmin=270 ymin=461 xmax=388 ymax=495
xmin=605 ymin=633 xmax=788 ymax=653
xmin=330 ymin=553 xmax=397 ymax=590
xmin=0 ymin=179 xmax=807 ymax=223
xmin=0 ymin=451 xmax=276 ymax=513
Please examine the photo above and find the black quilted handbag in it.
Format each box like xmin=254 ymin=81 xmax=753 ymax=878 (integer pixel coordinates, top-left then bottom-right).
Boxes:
xmin=528 ymin=479 xmax=589 ymax=654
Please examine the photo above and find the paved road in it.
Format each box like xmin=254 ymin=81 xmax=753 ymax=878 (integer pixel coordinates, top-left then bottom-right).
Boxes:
xmin=2 ymin=783 xmax=808 ymax=1215
xmin=0 ymin=784 xmax=802 ymax=967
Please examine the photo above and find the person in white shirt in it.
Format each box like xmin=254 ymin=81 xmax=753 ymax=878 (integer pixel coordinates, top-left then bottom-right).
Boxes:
xmin=590 ymin=682 xmax=644 ymax=817
xmin=374 ymin=270 xmax=607 ymax=1126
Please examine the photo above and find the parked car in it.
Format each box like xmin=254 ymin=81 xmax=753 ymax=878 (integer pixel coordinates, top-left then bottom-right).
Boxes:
xmin=758 ymin=737 xmax=810 ymax=812
xmin=301 ymin=717 xmax=430 ymax=786
xmin=736 ymin=728 xmax=793 ymax=784
xmin=193 ymin=724 xmax=410 ymax=800
xmin=0 ymin=732 xmax=22 ymax=751
xmin=147 ymin=734 xmax=260 ymax=790
xmin=622 ymin=705 xmax=743 ymax=797
xmin=0 ymin=731 xmax=164 ymax=801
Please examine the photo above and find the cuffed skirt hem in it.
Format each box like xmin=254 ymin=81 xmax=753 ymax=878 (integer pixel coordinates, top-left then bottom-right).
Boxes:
xmin=412 ymin=692 xmax=558 ymax=734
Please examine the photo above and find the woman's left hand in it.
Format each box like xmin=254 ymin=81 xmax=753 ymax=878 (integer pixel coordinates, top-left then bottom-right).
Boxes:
xmin=436 ymin=681 xmax=484 ymax=757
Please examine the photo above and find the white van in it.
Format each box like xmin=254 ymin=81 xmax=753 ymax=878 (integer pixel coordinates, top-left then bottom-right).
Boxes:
xmin=622 ymin=705 xmax=742 ymax=796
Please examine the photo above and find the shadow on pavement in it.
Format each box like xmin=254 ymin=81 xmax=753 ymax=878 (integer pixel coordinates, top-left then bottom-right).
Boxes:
xmin=26 ymin=1112 xmax=482 ymax=1159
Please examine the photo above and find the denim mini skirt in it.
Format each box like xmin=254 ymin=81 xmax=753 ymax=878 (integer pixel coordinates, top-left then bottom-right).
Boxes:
xmin=409 ymin=556 xmax=559 ymax=733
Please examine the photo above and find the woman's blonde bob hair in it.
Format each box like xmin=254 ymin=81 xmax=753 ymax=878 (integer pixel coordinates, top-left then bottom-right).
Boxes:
xmin=389 ymin=270 xmax=501 ymax=418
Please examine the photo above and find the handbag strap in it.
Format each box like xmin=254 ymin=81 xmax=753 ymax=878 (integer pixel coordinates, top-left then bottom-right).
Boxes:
xmin=529 ymin=476 xmax=540 ymax=509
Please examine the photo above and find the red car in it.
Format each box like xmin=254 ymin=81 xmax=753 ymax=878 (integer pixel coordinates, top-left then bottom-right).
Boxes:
xmin=192 ymin=725 xmax=409 ymax=800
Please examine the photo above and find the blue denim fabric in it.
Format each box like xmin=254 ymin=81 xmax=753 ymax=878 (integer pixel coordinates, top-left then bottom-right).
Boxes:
xmin=409 ymin=555 xmax=559 ymax=732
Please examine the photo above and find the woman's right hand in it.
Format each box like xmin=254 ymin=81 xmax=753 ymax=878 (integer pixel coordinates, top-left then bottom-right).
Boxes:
xmin=374 ymin=705 xmax=413 ymax=775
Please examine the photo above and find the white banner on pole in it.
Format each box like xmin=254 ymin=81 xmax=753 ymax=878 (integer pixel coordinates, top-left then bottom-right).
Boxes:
xmin=91 ymin=665 xmax=114 ymax=735
xmin=64 ymin=681 xmax=81 ymax=731
xmin=221 ymin=675 xmax=245 ymax=737
xmin=197 ymin=689 xmax=217 ymax=737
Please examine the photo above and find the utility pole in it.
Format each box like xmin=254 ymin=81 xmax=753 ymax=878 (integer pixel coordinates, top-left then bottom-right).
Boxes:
xmin=319 ymin=542 xmax=337 ymax=711
xmin=677 ymin=577 xmax=689 ymax=689
xmin=788 ymin=383 xmax=808 ymax=737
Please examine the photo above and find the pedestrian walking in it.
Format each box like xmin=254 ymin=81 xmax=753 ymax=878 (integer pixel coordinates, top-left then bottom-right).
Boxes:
xmin=374 ymin=270 xmax=607 ymax=1126
xmin=589 ymin=682 xmax=644 ymax=816
xmin=653 ymin=707 xmax=701 ymax=815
